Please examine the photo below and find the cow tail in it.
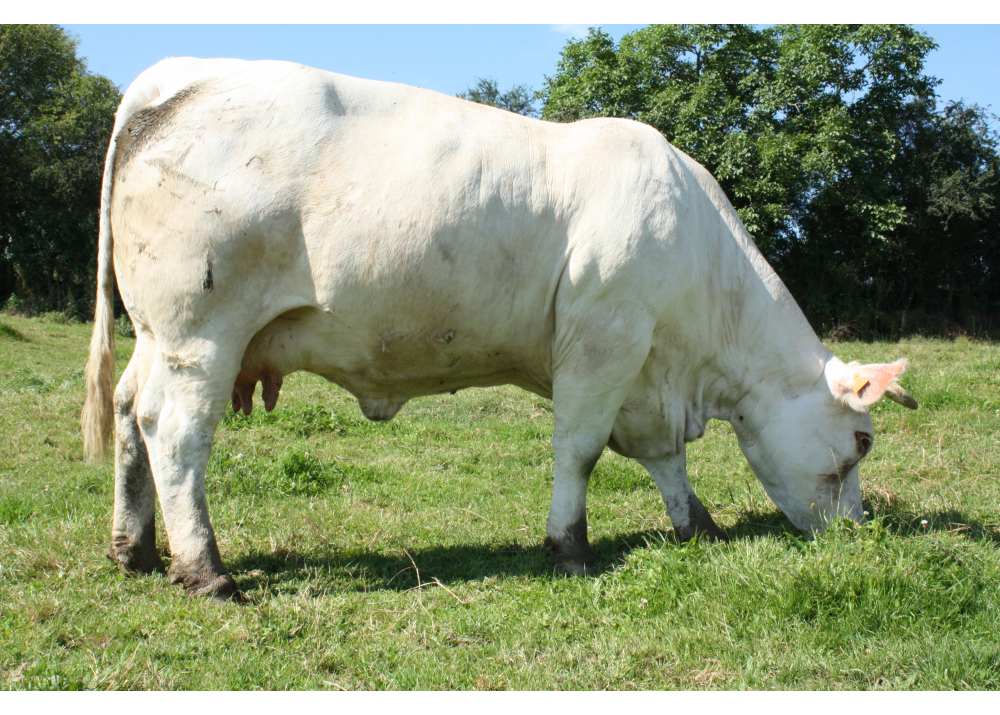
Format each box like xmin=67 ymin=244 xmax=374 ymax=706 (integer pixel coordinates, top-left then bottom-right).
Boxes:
xmin=82 ymin=131 xmax=119 ymax=463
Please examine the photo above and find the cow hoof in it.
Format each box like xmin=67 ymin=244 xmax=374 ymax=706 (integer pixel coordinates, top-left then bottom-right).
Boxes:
xmin=213 ymin=587 xmax=250 ymax=604
xmin=187 ymin=575 xmax=243 ymax=602
xmin=168 ymin=565 xmax=241 ymax=600
xmin=554 ymin=559 xmax=596 ymax=577
xmin=544 ymin=536 xmax=597 ymax=577
xmin=106 ymin=541 xmax=167 ymax=576
xmin=675 ymin=524 xmax=730 ymax=544
xmin=675 ymin=498 xmax=730 ymax=543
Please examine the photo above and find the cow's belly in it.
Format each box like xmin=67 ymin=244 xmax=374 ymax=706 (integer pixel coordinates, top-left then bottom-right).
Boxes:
xmin=233 ymin=302 xmax=555 ymax=420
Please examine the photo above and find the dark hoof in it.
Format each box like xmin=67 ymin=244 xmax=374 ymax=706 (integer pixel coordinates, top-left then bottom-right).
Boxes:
xmin=674 ymin=498 xmax=730 ymax=543
xmin=106 ymin=541 xmax=167 ymax=576
xmin=674 ymin=524 xmax=730 ymax=544
xmin=169 ymin=566 xmax=241 ymax=600
xmin=553 ymin=559 xmax=596 ymax=577
xmin=213 ymin=588 xmax=251 ymax=604
xmin=544 ymin=535 xmax=597 ymax=577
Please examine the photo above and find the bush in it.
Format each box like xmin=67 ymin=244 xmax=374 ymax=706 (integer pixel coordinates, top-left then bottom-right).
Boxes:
xmin=115 ymin=314 xmax=135 ymax=338
xmin=2 ymin=294 xmax=26 ymax=316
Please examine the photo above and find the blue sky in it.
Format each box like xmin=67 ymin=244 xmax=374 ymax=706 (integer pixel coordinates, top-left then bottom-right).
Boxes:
xmin=62 ymin=24 xmax=1000 ymax=124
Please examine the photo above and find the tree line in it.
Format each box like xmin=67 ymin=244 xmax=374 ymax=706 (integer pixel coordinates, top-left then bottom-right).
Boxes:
xmin=2 ymin=24 xmax=998 ymax=337
xmin=1 ymin=25 xmax=119 ymax=319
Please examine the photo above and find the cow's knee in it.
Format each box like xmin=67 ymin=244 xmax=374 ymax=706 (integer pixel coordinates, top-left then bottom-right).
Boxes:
xmin=546 ymin=442 xmax=604 ymax=577
xmin=150 ymin=424 xmax=239 ymax=599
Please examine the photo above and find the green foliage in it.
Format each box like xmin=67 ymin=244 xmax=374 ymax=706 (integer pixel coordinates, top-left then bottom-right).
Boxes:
xmin=220 ymin=401 xmax=404 ymax=438
xmin=0 ymin=25 xmax=121 ymax=316
xmin=2 ymin=293 xmax=25 ymax=314
xmin=784 ymin=97 xmax=1000 ymax=335
xmin=457 ymin=77 xmax=539 ymax=117
xmin=114 ymin=314 xmax=135 ymax=338
xmin=540 ymin=25 xmax=1000 ymax=336
xmin=37 ymin=310 xmax=71 ymax=324
xmin=619 ymin=518 xmax=996 ymax=658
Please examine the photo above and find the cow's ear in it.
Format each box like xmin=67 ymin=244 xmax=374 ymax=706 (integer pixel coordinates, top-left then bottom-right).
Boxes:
xmin=833 ymin=358 xmax=917 ymax=411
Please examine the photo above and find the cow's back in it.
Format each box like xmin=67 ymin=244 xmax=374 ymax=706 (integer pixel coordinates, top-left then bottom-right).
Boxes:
xmin=110 ymin=58 xmax=731 ymax=405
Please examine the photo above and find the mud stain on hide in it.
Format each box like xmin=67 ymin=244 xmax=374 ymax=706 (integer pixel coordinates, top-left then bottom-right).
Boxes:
xmin=821 ymin=464 xmax=852 ymax=489
xmin=162 ymin=352 xmax=200 ymax=370
xmin=819 ymin=458 xmax=856 ymax=505
xmin=202 ymin=259 xmax=214 ymax=292
xmin=564 ymin=516 xmax=590 ymax=548
xmin=114 ymin=81 xmax=211 ymax=178
xmin=823 ymin=450 xmax=855 ymax=487
xmin=437 ymin=242 xmax=455 ymax=264
xmin=435 ymin=328 xmax=457 ymax=344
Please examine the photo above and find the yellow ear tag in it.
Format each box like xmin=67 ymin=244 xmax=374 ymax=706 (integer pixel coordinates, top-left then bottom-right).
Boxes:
xmin=853 ymin=373 xmax=869 ymax=394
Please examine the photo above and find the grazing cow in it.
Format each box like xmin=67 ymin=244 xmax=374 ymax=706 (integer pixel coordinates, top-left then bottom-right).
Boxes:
xmin=82 ymin=58 xmax=917 ymax=600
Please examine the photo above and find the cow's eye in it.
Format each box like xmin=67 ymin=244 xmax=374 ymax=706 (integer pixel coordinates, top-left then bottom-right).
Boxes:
xmin=855 ymin=431 xmax=873 ymax=456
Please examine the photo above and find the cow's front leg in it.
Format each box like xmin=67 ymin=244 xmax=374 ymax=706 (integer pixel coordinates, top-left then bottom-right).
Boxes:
xmin=139 ymin=346 xmax=241 ymax=600
xmin=638 ymin=449 xmax=728 ymax=543
xmin=546 ymin=320 xmax=654 ymax=576
xmin=545 ymin=443 xmax=601 ymax=575
xmin=108 ymin=333 xmax=165 ymax=575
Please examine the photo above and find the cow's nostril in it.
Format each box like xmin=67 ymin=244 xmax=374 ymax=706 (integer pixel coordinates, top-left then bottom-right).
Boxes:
xmin=855 ymin=431 xmax=873 ymax=455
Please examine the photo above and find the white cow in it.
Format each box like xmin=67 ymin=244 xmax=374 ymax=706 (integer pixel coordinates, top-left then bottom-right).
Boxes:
xmin=82 ymin=58 xmax=917 ymax=599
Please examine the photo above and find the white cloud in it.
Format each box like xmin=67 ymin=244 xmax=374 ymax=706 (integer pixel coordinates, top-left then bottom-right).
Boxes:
xmin=551 ymin=25 xmax=592 ymax=38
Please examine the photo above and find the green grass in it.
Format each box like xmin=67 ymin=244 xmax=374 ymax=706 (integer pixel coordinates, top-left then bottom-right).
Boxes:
xmin=1 ymin=316 xmax=998 ymax=690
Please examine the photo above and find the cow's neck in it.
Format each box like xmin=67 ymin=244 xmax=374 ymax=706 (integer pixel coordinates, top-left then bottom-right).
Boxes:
xmin=699 ymin=211 xmax=830 ymax=424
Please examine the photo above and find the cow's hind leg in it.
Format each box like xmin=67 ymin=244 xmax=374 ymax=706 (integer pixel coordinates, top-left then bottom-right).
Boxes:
xmin=638 ymin=450 xmax=728 ymax=543
xmin=108 ymin=333 xmax=165 ymax=575
xmin=138 ymin=343 xmax=243 ymax=599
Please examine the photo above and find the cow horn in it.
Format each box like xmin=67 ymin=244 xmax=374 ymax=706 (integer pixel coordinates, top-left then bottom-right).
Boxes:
xmin=884 ymin=382 xmax=918 ymax=410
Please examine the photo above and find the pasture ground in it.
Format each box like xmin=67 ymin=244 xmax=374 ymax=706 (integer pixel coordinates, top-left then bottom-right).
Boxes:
xmin=1 ymin=315 xmax=998 ymax=690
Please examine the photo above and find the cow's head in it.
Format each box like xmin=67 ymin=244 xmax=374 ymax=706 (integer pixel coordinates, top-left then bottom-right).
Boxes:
xmin=734 ymin=356 xmax=917 ymax=534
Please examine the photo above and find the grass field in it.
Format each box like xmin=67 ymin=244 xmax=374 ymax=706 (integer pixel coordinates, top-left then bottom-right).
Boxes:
xmin=1 ymin=314 xmax=998 ymax=690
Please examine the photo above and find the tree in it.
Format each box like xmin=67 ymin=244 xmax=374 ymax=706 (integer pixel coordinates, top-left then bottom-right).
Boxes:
xmin=791 ymin=99 xmax=999 ymax=332
xmin=457 ymin=77 xmax=539 ymax=118
xmin=0 ymin=25 xmax=120 ymax=316
xmin=538 ymin=25 xmax=1000 ymax=334
xmin=540 ymin=25 xmax=938 ymax=254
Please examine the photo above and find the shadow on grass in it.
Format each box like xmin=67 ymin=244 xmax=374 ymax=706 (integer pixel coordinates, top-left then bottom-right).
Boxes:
xmin=225 ymin=529 xmax=673 ymax=595
xmin=219 ymin=503 xmax=999 ymax=596
xmin=867 ymin=508 xmax=1000 ymax=544
xmin=726 ymin=500 xmax=1000 ymax=545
